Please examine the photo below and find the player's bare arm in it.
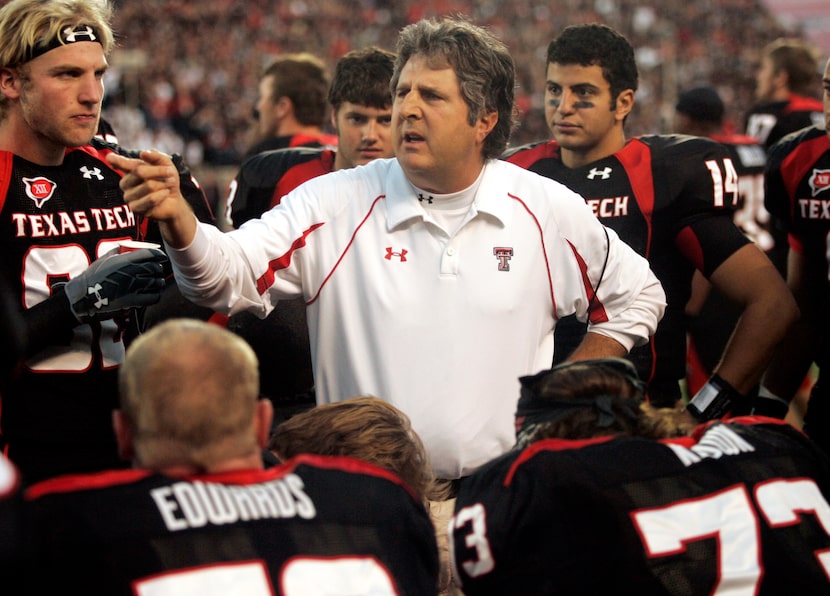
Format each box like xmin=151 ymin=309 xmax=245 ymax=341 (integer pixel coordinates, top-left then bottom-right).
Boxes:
xmin=707 ymin=243 xmax=798 ymax=394
xmin=762 ymin=249 xmax=820 ymax=401
xmin=106 ymin=149 xmax=197 ymax=249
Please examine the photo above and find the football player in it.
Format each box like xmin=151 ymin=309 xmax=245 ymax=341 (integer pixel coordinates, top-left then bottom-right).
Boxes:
xmin=451 ymin=358 xmax=830 ymax=594
xmin=504 ymin=24 xmax=797 ymax=418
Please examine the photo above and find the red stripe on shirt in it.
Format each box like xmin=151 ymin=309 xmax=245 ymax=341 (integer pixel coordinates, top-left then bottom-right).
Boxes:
xmin=307 ymin=195 xmax=386 ymax=305
xmin=568 ymin=239 xmax=610 ymax=324
xmin=256 ymin=222 xmax=326 ymax=295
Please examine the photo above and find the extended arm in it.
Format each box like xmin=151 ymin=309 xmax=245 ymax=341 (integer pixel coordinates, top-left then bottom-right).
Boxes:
xmin=107 ymin=150 xmax=198 ymax=249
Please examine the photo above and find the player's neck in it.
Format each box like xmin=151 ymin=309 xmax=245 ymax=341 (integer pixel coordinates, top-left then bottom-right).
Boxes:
xmin=560 ymin=131 xmax=626 ymax=169
xmin=277 ymin=120 xmax=323 ymax=138
xmin=152 ymin=453 xmax=266 ymax=476
xmin=0 ymin=118 xmax=66 ymax=165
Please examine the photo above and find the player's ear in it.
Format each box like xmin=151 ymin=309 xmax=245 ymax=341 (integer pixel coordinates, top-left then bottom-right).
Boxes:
xmin=330 ymin=107 xmax=339 ymax=133
xmin=255 ymin=398 xmax=274 ymax=449
xmin=614 ymin=89 xmax=635 ymax=122
xmin=0 ymin=67 xmax=22 ymax=100
xmin=112 ymin=410 xmax=135 ymax=461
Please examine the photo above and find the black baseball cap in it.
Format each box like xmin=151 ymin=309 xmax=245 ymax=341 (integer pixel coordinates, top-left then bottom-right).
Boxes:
xmin=675 ymin=86 xmax=724 ymax=124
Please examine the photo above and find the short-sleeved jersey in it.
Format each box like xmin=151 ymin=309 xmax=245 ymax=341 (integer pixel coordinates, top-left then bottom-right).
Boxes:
xmin=746 ymin=94 xmax=824 ymax=149
xmin=765 ymin=125 xmax=830 ymax=390
xmin=0 ymin=139 xmax=213 ymax=484
xmin=504 ymin=135 xmax=750 ymax=405
xmin=168 ymin=158 xmax=663 ymax=478
xmin=244 ymin=132 xmax=338 ymax=160
xmin=24 ymin=454 xmax=439 ymax=595
xmin=686 ymin=134 xmax=770 ymax=386
xmin=226 ymin=147 xmax=336 ymax=228
xmin=451 ymin=419 xmax=830 ymax=595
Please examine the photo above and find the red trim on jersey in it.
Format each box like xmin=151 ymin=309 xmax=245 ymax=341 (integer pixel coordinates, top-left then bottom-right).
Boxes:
xmin=504 ymin=436 xmax=616 ymax=486
xmin=505 ymin=141 xmax=559 ymax=169
xmin=288 ymin=133 xmax=338 ymax=148
xmin=271 ymin=150 xmax=336 ymax=208
xmin=306 ymin=195 xmax=386 ymax=305
xmin=282 ymin=453 xmax=420 ymax=500
xmin=711 ymin=133 xmax=761 ymax=146
xmin=0 ymin=151 xmax=13 ymax=213
xmin=780 ymin=134 xmax=830 ymax=224
xmin=616 ymin=140 xmax=655 ymax=257
xmin=783 ymin=93 xmax=824 ymax=115
xmin=675 ymin=226 xmax=705 ymax=271
xmin=256 ymin=222 xmax=326 ymax=295
xmin=566 ymin=240 xmax=609 ymax=324
xmin=25 ymin=468 xmax=151 ymax=500
xmin=207 ymin=312 xmax=230 ymax=326
xmin=788 ymin=232 xmax=804 ymax=253
xmin=510 ymin=193 xmax=557 ymax=315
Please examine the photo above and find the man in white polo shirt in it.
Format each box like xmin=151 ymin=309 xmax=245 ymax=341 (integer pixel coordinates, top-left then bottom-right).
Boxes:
xmin=109 ymin=17 xmax=665 ymax=480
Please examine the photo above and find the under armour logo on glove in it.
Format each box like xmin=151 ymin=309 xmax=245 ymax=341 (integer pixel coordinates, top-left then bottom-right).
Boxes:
xmin=62 ymin=247 xmax=168 ymax=322
xmin=88 ymin=282 xmax=107 ymax=309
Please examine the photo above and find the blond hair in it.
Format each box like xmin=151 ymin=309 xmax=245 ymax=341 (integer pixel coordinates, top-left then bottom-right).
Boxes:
xmin=0 ymin=0 xmax=114 ymax=121
xmin=118 ymin=319 xmax=260 ymax=470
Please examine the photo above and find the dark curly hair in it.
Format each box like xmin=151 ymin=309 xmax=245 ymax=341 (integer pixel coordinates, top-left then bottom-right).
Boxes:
xmin=328 ymin=46 xmax=395 ymax=111
xmin=546 ymin=23 xmax=638 ymax=109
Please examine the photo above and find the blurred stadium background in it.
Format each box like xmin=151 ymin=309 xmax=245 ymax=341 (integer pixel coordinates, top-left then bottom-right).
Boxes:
xmin=101 ymin=0 xmax=830 ymax=205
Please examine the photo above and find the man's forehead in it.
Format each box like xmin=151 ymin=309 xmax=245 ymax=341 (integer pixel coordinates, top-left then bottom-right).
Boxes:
xmin=546 ymin=62 xmax=606 ymax=83
xmin=338 ymin=102 xmax=392 ymax=114
xmin=28 ymin=41 xmax=107 ymax=70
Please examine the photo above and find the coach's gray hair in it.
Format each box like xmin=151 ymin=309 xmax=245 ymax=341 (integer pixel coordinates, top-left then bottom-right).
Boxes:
xmin=391 ymin=16 xmax=517 ymax=159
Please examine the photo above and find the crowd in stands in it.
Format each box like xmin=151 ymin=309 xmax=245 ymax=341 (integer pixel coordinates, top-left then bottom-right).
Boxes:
xmin=104 ymin=0 xmax=800 ymax=173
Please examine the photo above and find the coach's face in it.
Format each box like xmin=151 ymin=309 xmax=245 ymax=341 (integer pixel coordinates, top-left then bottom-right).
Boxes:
xmin=392 ymin=54 xmax=496 ymax=195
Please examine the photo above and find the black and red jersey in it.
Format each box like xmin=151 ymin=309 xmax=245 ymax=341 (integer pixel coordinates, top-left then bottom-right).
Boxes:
xmin=745 ymin=93 xmax=824 ymax=150
xmin=226 ymin=147 xmax=336 ymax=228
xmin=504 ymin=135 xmax=750 ymax=405
xmin=0 ymin=138 xmax=213 ymax=484
xmin=221 ymin=147 xmax=337 ymax=409
xmin=451 ymin=418 xmax=830 ymax=595
xmin=24 ymin=454 xmax=439 ymax=595
xmin=765 ymin=125 xmax=830 ymax=371
xmin=765 ymin=125 xmax=830 ymax=447
xmin=686 ymin=133 xmax=770 ymax=390
xmin=244 ymin=132 xmax=338 ymax=160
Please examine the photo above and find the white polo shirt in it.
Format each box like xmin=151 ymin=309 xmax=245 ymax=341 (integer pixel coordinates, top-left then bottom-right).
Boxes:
xmin=170 ymin=158 xmax=664 ymax=477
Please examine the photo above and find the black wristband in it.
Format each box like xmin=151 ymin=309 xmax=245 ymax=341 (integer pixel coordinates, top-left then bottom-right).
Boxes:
xmin=687 ymin=374 xmax=743 ymax=421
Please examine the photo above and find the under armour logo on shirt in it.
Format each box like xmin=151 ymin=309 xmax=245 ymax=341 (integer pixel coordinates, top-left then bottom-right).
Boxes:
xmin=587 ymin=167 xmax=612 ymax=180
xmin=385 ymin=248 xmax=408 ymax=262
xmin=80 ymin=166 xmax=104 ymax=180
xmin=417 ymin=193 xmax=434 ymax=204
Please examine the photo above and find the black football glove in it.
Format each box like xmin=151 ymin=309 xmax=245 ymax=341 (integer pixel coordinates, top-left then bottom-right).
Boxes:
xmin=63 ymin=247 xmax=168 ymax=323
